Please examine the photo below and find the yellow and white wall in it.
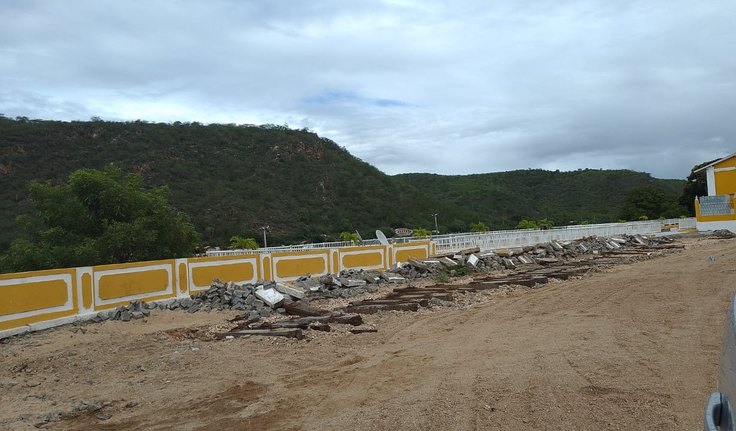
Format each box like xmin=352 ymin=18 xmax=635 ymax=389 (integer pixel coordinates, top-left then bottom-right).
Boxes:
xmin=695 ymin=154 xmax=736 ymax=232
xmin=0 ymin=241 xmax=431 ymax=338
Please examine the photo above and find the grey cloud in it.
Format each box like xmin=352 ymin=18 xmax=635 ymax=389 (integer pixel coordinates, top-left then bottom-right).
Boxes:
xmin=1 ymin=0 xmax=735 ymax=179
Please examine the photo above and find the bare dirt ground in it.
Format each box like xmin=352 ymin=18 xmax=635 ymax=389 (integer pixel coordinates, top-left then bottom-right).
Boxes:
xmin=1 ymin=235 xmax=734 ymax=430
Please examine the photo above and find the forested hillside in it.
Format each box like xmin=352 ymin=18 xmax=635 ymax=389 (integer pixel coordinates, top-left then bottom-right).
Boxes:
xmin=396 ymin=170 xmax=684 ymax=229
xmin=0 ymin=117 xmax=685 ymax=250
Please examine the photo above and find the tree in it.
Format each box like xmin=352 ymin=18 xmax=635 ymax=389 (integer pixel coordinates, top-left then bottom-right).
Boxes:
xmin=339 ymin=231 xmax=360 ymax=244
xmin=619 ymin=186 xmax=681 ymax=221
xmin=538 ymin=218 xmax=554 ymax=230
xmin=469 ymin=221 xmax=489 ymax=232
xmin=0 ymin=165 xmax=199 ymax=272
xmin=412 ymin=227 xmax=431 ymax=237
xmin=229 ymin=236 xmax=258 ymax=250
xmin=679 ymin=160 xmax=714 ymax=215
xmin=516 ymin=219 xmax=538 ymax=229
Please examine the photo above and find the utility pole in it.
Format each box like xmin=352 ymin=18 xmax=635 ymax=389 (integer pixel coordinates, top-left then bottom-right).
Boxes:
xmin=261 ymin=225 xmax=269 ymax=248
xmin=432 ymin=213 xmax=439 ymax=234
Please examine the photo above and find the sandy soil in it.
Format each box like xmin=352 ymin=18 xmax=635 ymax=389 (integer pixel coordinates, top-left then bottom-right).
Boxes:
xmin=1 ymin=235 xmax=733 ymax=430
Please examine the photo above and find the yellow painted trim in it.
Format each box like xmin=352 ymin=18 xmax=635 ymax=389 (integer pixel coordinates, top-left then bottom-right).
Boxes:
xmin=177 ymin=262 xmax=188 ymax=294
xmin=81 ymin=273 xmax=93 ymax=310
xmin=261 ymin=255 xmax=272 ymax=281
xmin=93 ymin=259 xmax=174 ymax=272
xmin=187 ymin=254 xmax=260 ymax=263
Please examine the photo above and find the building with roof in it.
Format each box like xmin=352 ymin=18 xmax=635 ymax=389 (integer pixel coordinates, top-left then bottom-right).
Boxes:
xmin=695 ymin=153 xmax=736 ymax=232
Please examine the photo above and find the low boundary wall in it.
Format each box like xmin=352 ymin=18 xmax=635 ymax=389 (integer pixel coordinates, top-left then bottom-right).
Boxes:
xmin=0 ymin=242 xmax=430 ymax=337
xmin=0 ymin=218 xmax=697 ymax=337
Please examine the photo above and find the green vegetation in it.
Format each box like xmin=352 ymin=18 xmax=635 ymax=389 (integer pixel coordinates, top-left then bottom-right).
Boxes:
xmin=469 ymin=222 xmax=489 ymax=232
xmin=0 ymin=165 xmax=199 ymax=272
xmin=619 ymin=186 xmax=683 ymax=221
xmin=516 ymin=219 xmax=539 ymax=229
xmin=229 ymin=236 xmax=258 ymax=250
xmin=0 ymin=117 xmax=687 ymax=261
xmin=397 ymin=169 xmax=684 ymax=229
xmin=412 ymin=227 xmax=431 ymax=237
xmin=339 ymin=231 xmax=360 ymax=244
xmin=679 ymin=160 xmax=714 ymax=215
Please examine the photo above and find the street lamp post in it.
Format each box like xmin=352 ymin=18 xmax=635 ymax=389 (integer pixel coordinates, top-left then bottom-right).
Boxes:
xmin=261 ymin=226 xmax=269 ymax=248
xmin=432 ymin=213 xmax=439 ymax=234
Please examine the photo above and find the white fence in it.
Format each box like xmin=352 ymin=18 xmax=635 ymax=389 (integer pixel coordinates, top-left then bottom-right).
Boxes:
xmin=208 ymin=218 xmax=697 ymax=257
xmin=432 ymin=221 xmax=659 ymax=253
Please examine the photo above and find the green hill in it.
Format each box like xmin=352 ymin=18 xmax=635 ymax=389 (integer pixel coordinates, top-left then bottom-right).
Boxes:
xmin=396 ymin=170 xmax=685 ymax=229
xmin=0 ymin=116 xmax=685 ymax=250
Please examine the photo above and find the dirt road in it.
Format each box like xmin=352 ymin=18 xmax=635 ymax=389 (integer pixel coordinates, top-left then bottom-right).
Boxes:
xmin=1 ymin=236 xmax=733 ymax=430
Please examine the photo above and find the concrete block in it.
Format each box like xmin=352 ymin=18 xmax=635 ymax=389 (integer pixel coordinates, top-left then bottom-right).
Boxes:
xmin=255 ymin=288 xmax=285 ymax=308
xmin=274 ymin=283 xmax=306 ymax=300
xmin=439 ymin=257 xmax=458 ymax=268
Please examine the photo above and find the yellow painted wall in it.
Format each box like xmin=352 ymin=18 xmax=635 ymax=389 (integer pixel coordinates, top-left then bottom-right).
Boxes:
xmin=92 ymin=260 xmax=174 ymax=310
xmin=394 ymin=242 xmax=430 ymax=262
xmin=715 ymin=157 xmax=736 ymax=169
xmin=0 ymin=268 xmax=77 ymax=331
xmin=340 ymin=246 xmax=385 ymax=270
xmin=187 ymin=254 xmax=259 ymax=291
xmin=715 ymin=170 xmax=736 ymax=195
xmin=81 ymin=273 xmax=93 ymax=310
xmin=0 ymin=278 xmax=68 ymax=315
xmin=272 ymin=251 xmax=329 ymax=279
xmin=97 ymin=269 xmax=170 ymax=300
xmin=190 ymin=261 xmax=255 ymax=289
xmin=177 ymin=262 xmax=188 ymax=294
xmin=696 ymin=196 xmax=736 ymax=222
xmin=0 ymin=242 xmax=440 ymax=333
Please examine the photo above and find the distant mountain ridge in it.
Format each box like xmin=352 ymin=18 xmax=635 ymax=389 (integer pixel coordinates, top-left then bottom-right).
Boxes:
xmin=0 ymin=117 xmax=684 ymax=249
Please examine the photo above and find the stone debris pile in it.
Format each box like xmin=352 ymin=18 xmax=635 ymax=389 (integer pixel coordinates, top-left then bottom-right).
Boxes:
xmin=711 ymin=229 xmax=736 ymax=239
xmin=398 ymin=234 xmax=678 ymax=276
xmin=98 ymin=272 xmax=405 ymax=322
xmin=98 ymin=233 xmax=680 ymax=324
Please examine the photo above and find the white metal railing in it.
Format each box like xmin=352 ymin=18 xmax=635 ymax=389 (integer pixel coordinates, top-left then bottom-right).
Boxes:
xmin=205 ymin=236 xmax=428 ymax=257
xmin=206 ymin=218 xmax=697 ymax=257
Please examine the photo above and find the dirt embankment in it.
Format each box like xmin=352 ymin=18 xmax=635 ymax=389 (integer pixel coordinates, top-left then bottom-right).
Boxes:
xmin=0 ymin=236 xmax=733 ymax=430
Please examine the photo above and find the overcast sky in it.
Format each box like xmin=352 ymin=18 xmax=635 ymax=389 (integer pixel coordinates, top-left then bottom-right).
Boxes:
xmin=1 ymin=0 xmax=734 ymax=179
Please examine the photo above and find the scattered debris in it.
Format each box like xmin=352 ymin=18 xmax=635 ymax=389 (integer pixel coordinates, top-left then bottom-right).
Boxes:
xmin=88 ymin=233 xmax=684 ymax=343
xmin=711 ymin=229 xmax=736 ymax=239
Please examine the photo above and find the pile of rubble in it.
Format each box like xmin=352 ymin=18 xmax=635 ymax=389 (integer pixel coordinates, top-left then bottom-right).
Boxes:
xmin=711 ymin=229 xmax=736 ymax=239
xmin=98 ymin=233 xmax=677 ymax=323
xmin=98 ymin=273 xmax=404 ymax=322
xmin=395 ymin=233 xmax=677 ymax=277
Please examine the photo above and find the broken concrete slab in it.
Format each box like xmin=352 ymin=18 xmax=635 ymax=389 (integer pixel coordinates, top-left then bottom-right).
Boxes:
xmin=380 ymin=272 xmax=406 ymax=283
xmin=339 ymin=278 xmax=367 ymax=288
xmin=439 ymin=257 xmax=458 ymax=268
xmin=467 ymin=254 xmax=480 ymax=267
xmin=293 ymin=278 xmax=323 ymax=291
xmin=273 ymin=283 xmax=306 ymax=300
xmin=255 ymin=288 xmax=285 ymax=308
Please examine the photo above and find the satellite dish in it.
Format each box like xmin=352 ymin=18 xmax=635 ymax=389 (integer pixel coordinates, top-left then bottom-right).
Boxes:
xmin=375 ymin=230 xmax=389 ymax=246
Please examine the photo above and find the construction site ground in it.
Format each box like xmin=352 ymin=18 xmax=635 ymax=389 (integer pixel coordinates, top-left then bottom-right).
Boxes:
xmin=1 ymin=235 xmax=733 ymax=430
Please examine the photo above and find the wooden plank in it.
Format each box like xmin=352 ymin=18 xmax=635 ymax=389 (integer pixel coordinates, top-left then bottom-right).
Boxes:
xmin=219 ymin=328 xmax=304 ymax=339
xmin=284 ymin=301 xmax=331 ymax=317
xmin=344 ymin=303 xmax=420 ymax=314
